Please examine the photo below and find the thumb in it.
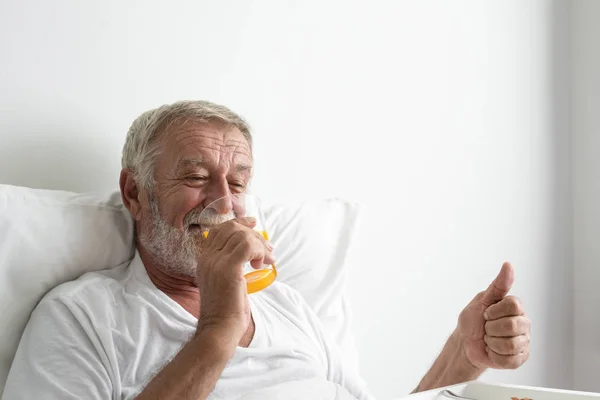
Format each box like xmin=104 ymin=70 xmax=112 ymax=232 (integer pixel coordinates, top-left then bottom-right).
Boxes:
xmin=480 ymin=262 xmax=515 ymax=306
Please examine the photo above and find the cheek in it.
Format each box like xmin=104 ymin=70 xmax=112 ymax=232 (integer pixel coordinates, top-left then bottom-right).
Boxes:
xmin=162 ymin=187 xmax=205 ymax=228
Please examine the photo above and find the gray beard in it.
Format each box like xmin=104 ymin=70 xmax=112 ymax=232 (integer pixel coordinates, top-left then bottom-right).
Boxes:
xmin=138 ymin=195 xmax=235 ymax=279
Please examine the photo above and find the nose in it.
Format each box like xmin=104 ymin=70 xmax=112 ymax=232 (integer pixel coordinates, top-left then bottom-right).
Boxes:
xmin=211 ymin=196 xmax=233 ymax=215
xmin=203 ymin=178 xmax=233 ymax=214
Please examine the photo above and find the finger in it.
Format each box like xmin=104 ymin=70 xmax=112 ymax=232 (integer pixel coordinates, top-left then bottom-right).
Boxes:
xmin=205 ymin=225 xmax=237 ymax=251
xmin=215 ymin=227 xmax=275 ymax=269
xmin=484 ymin=334 xmax=530 ymax=356
xmin=253 ymin=230 xmax=274 ymax=251
xmin=486 ymin=347 xmax=530 ymax=369
xmin=480 ymin=262 xmax=515 ymax=306
xmin=484 ymin=296 xmax=525 ymax=321
xmin=203 ymin=218 xmax=255 ymax=249
xmin=242 ymin=226 xmax=274 ymax=262
xmin=237 ymin=228 xmax=274 ymax=264
xmin=202 ymin=219 xmax=241 ymax=250
xmin=485 ymin=316 xmax=530 ymax=337
xmin=260 ymin=248 xmax=276 ymax=266
xmin=221 ymin=230 xmax=251 ymax=257
xmin=216 ymin=231 xmax=255 ymax=275
xmin=232 ymin=236 xmax=269 ymax=269
xmin=248 ymin=236 xmax=276 ymax=268
xmin=237 ymin=217 xmax=257 ymax=228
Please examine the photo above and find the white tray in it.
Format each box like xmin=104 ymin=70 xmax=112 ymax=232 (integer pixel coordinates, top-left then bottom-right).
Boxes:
xmin=397 ymin=380 xmax=600 ymax=400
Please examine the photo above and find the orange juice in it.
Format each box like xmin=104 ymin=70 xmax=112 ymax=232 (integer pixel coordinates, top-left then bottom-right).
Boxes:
xmin=245 ymin=268 xmax=277 ymax=294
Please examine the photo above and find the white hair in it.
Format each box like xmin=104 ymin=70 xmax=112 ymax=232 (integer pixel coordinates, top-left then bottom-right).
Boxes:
xmin=121 ymin=100 xmax=252 ymax=189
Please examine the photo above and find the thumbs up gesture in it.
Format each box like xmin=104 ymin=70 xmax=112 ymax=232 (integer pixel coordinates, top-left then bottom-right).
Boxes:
xmin=456 ymin=262 xmax=531 ymax=370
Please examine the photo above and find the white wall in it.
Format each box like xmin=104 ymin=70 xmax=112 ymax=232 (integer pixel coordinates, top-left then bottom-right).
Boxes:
xmin=0 ymin=1 xmax=573 ymax=398
xmin=572 ymin=0 xmax=600 ymax=393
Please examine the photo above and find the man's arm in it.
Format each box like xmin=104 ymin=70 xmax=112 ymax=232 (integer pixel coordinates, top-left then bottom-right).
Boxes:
xmin=2 ymin=298 xmax=113 ymax=400
xmin=410 ymin=330 xmax=483 ymax=393
xmin=135 ymin=327 xmax=235 ymax=400
xmin=411 ymin=263 xmax=531 ymax=393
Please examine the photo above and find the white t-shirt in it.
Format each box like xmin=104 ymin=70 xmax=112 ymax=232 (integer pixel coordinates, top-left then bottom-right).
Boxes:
xmin=3 ymin=253 xmax=374 ymax=400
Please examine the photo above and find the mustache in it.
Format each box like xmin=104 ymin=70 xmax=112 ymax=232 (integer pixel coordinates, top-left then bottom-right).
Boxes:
xmin=183 ymin=207 xmax=235 ymax=228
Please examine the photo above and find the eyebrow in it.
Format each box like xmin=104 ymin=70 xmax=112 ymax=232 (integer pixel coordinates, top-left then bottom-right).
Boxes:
xmin=175 ymin=158 xmax=253 ymax=174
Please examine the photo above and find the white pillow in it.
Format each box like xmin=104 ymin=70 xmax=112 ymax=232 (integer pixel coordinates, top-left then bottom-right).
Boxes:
xmin=263 ymin=198 xmax=363 ymax=375
xmin=0 ymin=184 xmax=363 ymax=393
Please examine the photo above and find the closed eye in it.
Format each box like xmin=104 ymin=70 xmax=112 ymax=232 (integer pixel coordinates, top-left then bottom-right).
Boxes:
xmin=188 ymin=176 xmax=208 ymax=182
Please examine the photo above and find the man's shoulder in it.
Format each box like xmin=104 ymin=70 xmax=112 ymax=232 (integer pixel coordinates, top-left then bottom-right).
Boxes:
xmin=41 ymin=261 xmax=132 ymax=308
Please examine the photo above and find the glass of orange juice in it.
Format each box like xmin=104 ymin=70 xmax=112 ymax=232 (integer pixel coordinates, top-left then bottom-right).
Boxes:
xmin=198 ymin=193 xmax=276 ymax=294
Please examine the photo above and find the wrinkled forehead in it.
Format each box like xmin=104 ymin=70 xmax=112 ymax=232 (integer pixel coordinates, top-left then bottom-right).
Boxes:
xmin=158 ymin=120 xmax=253 ymax=171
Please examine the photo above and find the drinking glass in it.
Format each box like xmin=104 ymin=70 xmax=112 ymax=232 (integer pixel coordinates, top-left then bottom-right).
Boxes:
xmin=199 ymin=193 xmax=277 ymax=294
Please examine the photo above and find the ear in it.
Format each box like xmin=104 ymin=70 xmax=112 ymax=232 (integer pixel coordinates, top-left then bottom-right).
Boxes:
xmin=119 ymin=168 xmax=143 ymax=222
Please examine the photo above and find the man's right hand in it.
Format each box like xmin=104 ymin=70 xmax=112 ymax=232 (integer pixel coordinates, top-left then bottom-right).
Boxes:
xmin=136 ymin=218 xmax=273 ymax=400
xmin=195 ymin=217 xmax=275 ymax=349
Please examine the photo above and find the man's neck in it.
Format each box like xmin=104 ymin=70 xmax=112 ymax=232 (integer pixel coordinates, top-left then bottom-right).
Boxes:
xmin=138 ymin=246 xmax=201 ymax=318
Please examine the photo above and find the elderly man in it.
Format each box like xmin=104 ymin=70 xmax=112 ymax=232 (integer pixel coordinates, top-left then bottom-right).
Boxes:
xmin=3 ymin=100 xmax=530 ymax=399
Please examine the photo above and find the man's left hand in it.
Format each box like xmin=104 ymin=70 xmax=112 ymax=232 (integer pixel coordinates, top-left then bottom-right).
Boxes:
xmin=456 ymin=262 xmax=531 ymax=370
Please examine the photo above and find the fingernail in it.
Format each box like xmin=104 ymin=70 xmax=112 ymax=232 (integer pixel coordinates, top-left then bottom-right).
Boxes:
xmin=484 ymin=311 xmax=489 ymax=320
